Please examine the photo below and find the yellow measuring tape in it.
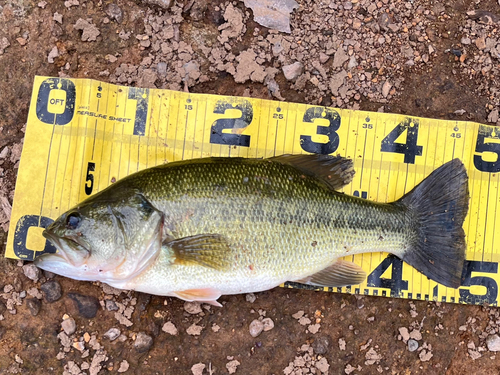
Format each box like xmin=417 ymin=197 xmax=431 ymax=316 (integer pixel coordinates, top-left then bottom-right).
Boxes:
xmin=6 ymin=76 xmax=500 ymax=306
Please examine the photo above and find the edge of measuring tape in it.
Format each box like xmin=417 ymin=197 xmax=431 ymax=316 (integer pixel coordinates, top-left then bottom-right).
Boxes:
xmin=6 ymin=76 xmax=500 ymax=306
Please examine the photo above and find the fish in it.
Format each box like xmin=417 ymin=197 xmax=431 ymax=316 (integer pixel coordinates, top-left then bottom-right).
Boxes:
xmin=34 ymin=155 xmax=469 ymax=306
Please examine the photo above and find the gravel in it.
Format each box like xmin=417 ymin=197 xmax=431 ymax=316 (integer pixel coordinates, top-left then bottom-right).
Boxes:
xmin=26 ymin=298 xmax=41 ymax=316
xmin=249 ymin=319 xmax=264 ymax=337
xmin=22 ymin=264 xmax=40 ymax=282
xmin=134 ymin=332 xmax=154 ymax=353
xmin=408 ymin=339 xmax=419 ymax=352
xmin=67 ymin=293 xmax=100 ymax=319
xmin=61 ymin=317 xmax=77 ymax=335
xmin=103 ymin=328 xmax=121 ymax=341
xmin=486 ymin=334 xmax=500 ymax=352
xmin=40 ymin=280 xmax=62 ymax=303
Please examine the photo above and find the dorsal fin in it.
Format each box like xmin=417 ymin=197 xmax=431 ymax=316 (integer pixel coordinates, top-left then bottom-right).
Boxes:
xmin=270 ymin=154 xmax=355 ymax=190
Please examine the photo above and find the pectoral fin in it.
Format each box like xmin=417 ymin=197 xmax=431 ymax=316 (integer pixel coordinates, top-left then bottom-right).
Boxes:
xmin=297 ymin=260 xmax=366 ymax=287
xmin=164 ymin=234 xmax=232 ymax=270
xmin=173 ymin=288 xmax=222 ymax=307
xmin=270 ymin=154 xmax=355 ymax=190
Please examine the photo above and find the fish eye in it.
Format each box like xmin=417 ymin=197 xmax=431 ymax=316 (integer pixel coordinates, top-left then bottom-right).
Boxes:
xmin=66 ymin=213 xmax=81 ymax=230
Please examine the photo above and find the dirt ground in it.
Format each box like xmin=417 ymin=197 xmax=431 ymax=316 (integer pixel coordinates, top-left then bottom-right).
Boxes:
xmin=1 ymin=0 xmax=500 ymax=374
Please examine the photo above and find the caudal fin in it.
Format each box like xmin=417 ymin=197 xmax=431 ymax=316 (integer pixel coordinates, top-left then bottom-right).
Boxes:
xmin=398 ymin=159 xmax=469 ymax=288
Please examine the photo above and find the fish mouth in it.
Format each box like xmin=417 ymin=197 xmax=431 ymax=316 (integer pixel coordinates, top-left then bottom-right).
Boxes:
xmin=39 ymin=230 xmax=90 ymax=267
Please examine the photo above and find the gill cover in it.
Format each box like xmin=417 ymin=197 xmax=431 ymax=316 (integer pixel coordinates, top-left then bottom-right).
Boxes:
xmin=36 ymin=189 xmax=164 ymax=284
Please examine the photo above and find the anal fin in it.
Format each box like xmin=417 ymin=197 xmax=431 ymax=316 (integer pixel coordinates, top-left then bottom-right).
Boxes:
xmin=296 ymin=260 xmax=366 ymax=287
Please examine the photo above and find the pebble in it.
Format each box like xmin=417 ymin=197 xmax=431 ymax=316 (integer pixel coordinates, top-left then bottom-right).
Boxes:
xmin=282 ymin=62 xmax=303 ymax=81
xmin=61 ymin=317 xmax=76 ymax=335
xmin=105 ymin=3 xmax=123 ymax=23
xmin=249 ymin=319 xmax=264 ymax=337
xmin=103 ymin=327 xmax=121 ymax=341
xmin=487 ymin=334 xmax=500 ymax=352
xmin=312 ymin=336 xmax=330 ymax=354
xmin=105 ymin=300 xmax=118 ymax=311
xmin=162 ymin=321 xmax=178 ymax=335
xmin=245 ymin=293 xmax=256 ymax=303
xmin=262 ymin=317 xmax=274 ymax=331
xmin=134 ymin=332 xmax=154 ymax=353
xmin=382 ymin=80 xmax=392 ymax=98
xmin=488 ymin=109 xmax=499 ymax=123
xmin=26 ymin=298 xmax=41 ymax=316
xmin=408 ymin=339 xmax=419 ymax=352
xmin=40 ymin=280 xmax=62 ymax=303
xmin=68 ymin=293 xmax=100 ymax=318
xmin=22 ymin=264 xmax=40 ymax=282
xmin=184 ymin=301 xmax=202 ymax=314
xmin=475 ymin=37 xmax=486 ymax=50
xmin=117 ymin=360 xmax=129 ymax=373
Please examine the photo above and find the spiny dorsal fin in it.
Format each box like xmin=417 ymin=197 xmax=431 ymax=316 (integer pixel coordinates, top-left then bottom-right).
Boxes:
xmin=296 ymin=260 xmax=366 ymax=287
xmin=164 ymin=234 xmax=233 ymax=270
xmin=270 ymin=154 xmax=355 ymax=190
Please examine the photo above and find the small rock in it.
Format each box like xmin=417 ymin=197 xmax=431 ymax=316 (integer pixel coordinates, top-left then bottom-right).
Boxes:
xmin=381 ymin=80 xmax=392 ymax=98
xmin=399 ymin=327 xmax=410 ymax=342
xmin=408 ymin=339 xmax=419 ymax=352
xmin=319 ymin=53 xmax=330 ymax=64
xmin=0 ymin=37 xmax=10 ymax=55
xmin=141 ymin=0 xmax=172 ymax=9
xmin=61 ymin=317 xmax=76 ymax=335
xmin=312 ymin=336 xmax=330 ymax=354
xmin=315 ymin=357 xmax=330 ymax=373
xmin=117 ymin=360 xmax=129 ymax=373
xmin=348 ymin=55 xmax=358 ymax=69
xmin=282 ymin=62 xmax=303 ymax=81
xmin=487 ymin=334 xmax=500 ymax=351
xmin=262 ymin=317 xmax=274 ymax=331
xmin=333 ymin=48 xmax=349 ymax=68
xmin=184 ymin=301 xmax=202 ymax=315
xmin=0 ymin=146 xmax=9 ymax=159
xmin=186 ymin=324 xmax=203 ymax=336
xmin=103 ymin=328 xmax=121 ymax=341
xmin=53 ymin=12 xmax=63 ymax=24
xmin=40 ymin=280 xmax=62 ymax=303
xmin=105 ymin=4 xmax=123 ymax=23
xmin=105 ymin=300 xmax=118 ymax=311
xmin=419 ymin=349 xmax=433 ymax=361
xmin=22 ymin=264 xmax=40 ymax=282
xmin=134 ymin=332 xmax=153 ymax=353
xmin=191 ymin=363 xmax=205 ymax=375
xmin=162 ymin=321 xmax=178 ymax=335
xmin=246 ymin=293 xmax=256 ymax=303
xmin=475 ymin=37 xmax=486 ymax=50
xmin=26 ymin=298 xmax=41 ymax=316
xmin=409 ymin=330 xmax=422 ymax=341
xmin=73 ymin=18 xmax=100 ymax=42
xmin=249 ymin=319 xmax=264 ymax=337
xmin=461 ymin=37 xmax=471 ymax=45
xmin=488 ymin=109 xmax=499 ymax=123
xmin=226 ymin=359 xmax=240 ymax=374
xmin=67 ymin=293 xmax=99 ymax=318
xmin=47 ymin=46 xmax=59 ymax=64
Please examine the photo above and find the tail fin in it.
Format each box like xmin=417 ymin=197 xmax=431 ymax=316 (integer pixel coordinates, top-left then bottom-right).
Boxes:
xmin=398 ymin=159 xmax=469 ymax=288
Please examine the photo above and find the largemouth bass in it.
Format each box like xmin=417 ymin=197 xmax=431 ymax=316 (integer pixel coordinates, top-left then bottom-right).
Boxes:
xmin=34 ymin=155 xmax=469 ymax=306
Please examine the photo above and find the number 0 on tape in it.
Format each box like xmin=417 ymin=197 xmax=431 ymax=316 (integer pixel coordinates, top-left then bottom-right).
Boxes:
xmin=6 ymin=76 xmax=500 ymax=306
